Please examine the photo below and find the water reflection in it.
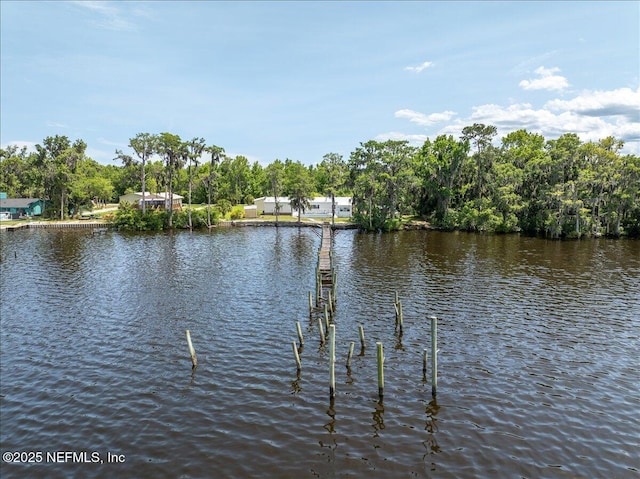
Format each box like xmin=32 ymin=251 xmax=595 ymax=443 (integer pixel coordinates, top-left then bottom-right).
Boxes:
xmin=371 ymin=401 xmax=385 ymax=437
xmin=423 ymin=397 xmax=441 ymax=468
xmin=290 ymin=371 xmax=302 ymax=395
xmin=324 ymin=403 xmax=336 ymax=433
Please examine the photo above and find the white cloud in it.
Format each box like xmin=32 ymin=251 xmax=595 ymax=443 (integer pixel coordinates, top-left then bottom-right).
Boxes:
xmin=46 ymin=121 xmax=68 ymax=128
xmin=97 ymin=137 xmax=126 ymax=148
xmin=374 ymin=132 xmax=430 ymax=144
xmin=404 ymin=61 xmax=433 ymax=73
xmin=71 ymin=1 xmax=137 ymax=31
xmin=395 ymin=109 xmax=456 ymax=126
xmin=458 ymin=100 xmax=639 ymax=146
xmin=519 ymin=66 xmax=569 ymax=91
xmin=1 ymin=141 xmax=38 ymax=153
xmin=545 ymin=87 xmax=640 ymax=121
xmin=394 ymin=85 xmax=640 ymax=154
xmin=86 ymin=146 xmax=117 ymax=164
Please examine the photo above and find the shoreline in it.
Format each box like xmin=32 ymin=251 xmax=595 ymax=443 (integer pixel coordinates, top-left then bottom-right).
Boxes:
xmin=0 ymin=218 xmax=435 ymax=232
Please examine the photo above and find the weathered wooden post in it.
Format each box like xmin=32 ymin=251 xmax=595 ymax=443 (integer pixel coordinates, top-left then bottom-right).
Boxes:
xmin=317 ymin=316 xmax=325 ymax=344
xmin=394 ymin=302 xmax=399 ymax=328
xmin=376 ymin=342 xmax=384 ymax=400
xmin=324 ymin=304 xmax=330 ymax=331
xmin=292 ymin=341 xmax=302 ymax=371
xmin=331 ymin=271 xmax=337 ymax=304
xmin=359 ymin=324 xmax=365 ymax=351
xmin=346 ymin=341 xmax=355 ymax=369
xmin=308 ymin=291 xmax=313 ymax=317
xmin=430 ymin=316 xmax=438 ymax=397
xmin=296 ymin=321 xmax=304 ymax=346
xmin=423 ymin=348 xmax=428 ymax=379
xmin=327 ymin=290 xmax=334 ymax=317
xmin=329 ymin=324 xmax=336 ymax=399
xmin=398 ymin=301 xmax=404 ymax=334
xmin=185 ymin=329 xmax=197 ymax=370
xmin=315 ymin=269 xmax=321 ymax=306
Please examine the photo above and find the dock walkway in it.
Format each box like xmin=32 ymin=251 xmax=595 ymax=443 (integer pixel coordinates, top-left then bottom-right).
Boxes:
xmin=314 ymin=223 xmax=337 ymax=312
xmin=318 ymin=224 xmax=332 ymax=282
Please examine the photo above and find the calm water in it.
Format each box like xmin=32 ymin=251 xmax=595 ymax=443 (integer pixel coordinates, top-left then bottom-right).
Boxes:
xmin=1 ymin=227 xmax=638 ymax=478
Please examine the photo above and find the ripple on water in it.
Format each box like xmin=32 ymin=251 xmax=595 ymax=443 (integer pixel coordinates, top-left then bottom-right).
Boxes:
xmin=1 ymin=229 xmax=639 ymax=478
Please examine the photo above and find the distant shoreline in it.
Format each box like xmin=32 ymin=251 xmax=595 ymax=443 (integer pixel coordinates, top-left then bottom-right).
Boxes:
xmin=1 ymin=217 xmax=436 ymax=232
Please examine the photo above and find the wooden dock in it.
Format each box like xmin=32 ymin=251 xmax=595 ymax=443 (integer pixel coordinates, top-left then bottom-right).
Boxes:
xmin=314 ymin=223 xmax=337 ymax=310
xmin=318 ymin=224 xmax=332 ymax=281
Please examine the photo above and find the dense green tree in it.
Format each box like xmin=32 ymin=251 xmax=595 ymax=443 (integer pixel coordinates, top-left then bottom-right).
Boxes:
xmin=33 ymin=136 xmax=90 ymax=219
xmin=203 ymin=145 xmax=224 ymax=227
xmin=349 ymin=140 xmax=417 ymax=230
xmin=0 ymin=146 xmax=31 ymax=197
xmin=247 ymin=161 xmax=266 ymax=203
xmin=284 ymin=160 xmax=314 ymax=223
xmin=129 ymin=133 xmax=157 ymax=213
xmin=184 ymin=137 xmax=206 ymax=230
xmin=316 ymin=152 xmax=348 ymax=225
xmin=69 ymin=159 xmax=114 ymax=211
xmin=218 ymin=155 xmax=252 ymax=205
xmin=156 ymin=132 xmax=184 ymax=227
xmin=415 ymin=135 xmax=469 ymax=225
xmin=6 ymin=129 xmax=639 ymax=236
xmin=461 ymin=123 xmax=498 ymax=202
xmin=265 ymin=159 xmax=285 ymax=224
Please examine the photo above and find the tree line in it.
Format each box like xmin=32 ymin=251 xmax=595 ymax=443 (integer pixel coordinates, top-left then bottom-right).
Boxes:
xmin=1 ymin=125 xmax=638 ymax=237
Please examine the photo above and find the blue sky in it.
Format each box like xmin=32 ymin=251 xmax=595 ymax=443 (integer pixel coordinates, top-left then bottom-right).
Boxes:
xmin=1 ymin=1 xmax=638 ymax=165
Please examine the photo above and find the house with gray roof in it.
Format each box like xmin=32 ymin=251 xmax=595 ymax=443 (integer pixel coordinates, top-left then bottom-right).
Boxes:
xmin=0 ymin=194 xmax=47 ymax=219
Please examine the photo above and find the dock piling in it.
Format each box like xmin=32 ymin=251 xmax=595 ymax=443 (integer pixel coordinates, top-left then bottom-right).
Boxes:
xmin=376 ymin=342 xmax=384 ymax=400
xmin=430 ymin=316 xmax=438 ymax=397
xmin=296 ymin=321 xmax=304 ymax=346
xmin=329 ymin=325 xmax=336 ymax=399
xmin=292 ymin=341 xmax=302 ymax=371
xmin=346 ymin=341 xmax=355 ymax=369
xmin=185 ymin=329 xmax=198 ymax=370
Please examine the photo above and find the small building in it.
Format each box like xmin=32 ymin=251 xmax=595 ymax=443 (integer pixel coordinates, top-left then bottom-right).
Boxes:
xmin=118 ymin=192 xmax=183 ymax=210
xmin=254 ymin=197 xmax=293 ymax=215
xmin=243 ymin=205 xmax=258 ymax=218
xmin=292 ymin=196 xmax=353 ymax=219
xmin=0 ymin=195 xmax=47 ymax=219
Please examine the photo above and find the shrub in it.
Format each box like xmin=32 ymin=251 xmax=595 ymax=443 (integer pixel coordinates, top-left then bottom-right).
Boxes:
xmin=229 ymin=205 xmax=245 ymax=220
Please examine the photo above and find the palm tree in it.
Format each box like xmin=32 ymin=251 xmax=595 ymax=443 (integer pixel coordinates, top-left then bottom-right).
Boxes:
xmin=156 ymin=133 xmax=183 ymax=228
xmin=129 ymin=133 xmax=157 ymax=214
xmin=186 ymin=137 xmax=206 ymax=230
xmin=205 ymin=145 xmax=224 ymax=227
xmin=265 ymin=160 xmax=285 ymax=225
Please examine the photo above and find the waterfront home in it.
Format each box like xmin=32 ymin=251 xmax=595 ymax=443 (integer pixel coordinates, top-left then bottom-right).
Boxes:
xmin=254 ymin=196 xmax=352 ymax=218
xmin=0 ymin=194 xmax=47 ymax=219
xmin=293 ymin=196 xmax=353 ymax=218
xmin=254 ymin=197 xmax=293 ymax=215
xmin=118 ymin=192 xmax=183 ymax=210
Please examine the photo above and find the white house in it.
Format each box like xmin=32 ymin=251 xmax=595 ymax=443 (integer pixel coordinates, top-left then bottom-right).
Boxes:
xmin=294 ymin=196 xmax=352 ymax=218
xmin=119 ymin=192 xmax=184 ymax=210
xmin=253 ymin=197 xmax=293 ymax=215
xmin=254 ymin=196 xmax=352 ymax=218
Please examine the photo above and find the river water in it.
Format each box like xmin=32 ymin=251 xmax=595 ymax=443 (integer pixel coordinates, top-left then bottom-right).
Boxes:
xmin=1 ymin=227 xmax=638 ymax=478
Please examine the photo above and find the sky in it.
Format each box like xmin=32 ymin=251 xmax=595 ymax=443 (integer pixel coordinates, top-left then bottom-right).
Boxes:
xmin=1 ymin=1 xmax=639 ymax=166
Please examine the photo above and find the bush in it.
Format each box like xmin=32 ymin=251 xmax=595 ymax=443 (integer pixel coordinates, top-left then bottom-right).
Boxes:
xmin=217 ymin=199 xmax=232 ymax=216
xmin=382 ymin=218 xmax=403 ymax=232
xmin=229 ymin=205 xmax=245 ymax=220
xmin=111 ymin=202 xmax=167 ymax=231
